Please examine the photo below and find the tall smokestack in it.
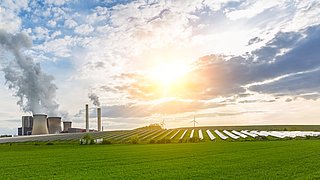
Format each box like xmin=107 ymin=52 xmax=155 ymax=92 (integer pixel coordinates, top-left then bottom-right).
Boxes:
xmin=85 ymin=104 xmax=89 ymax=132
xmin=97 ymin=107 xmax=101 ymax=132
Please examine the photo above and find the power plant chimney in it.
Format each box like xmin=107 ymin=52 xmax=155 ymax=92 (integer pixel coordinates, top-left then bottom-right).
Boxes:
xmin=32 ymin=114 xmax=49 ymax=135
xmin=97 ymin=107 xmax=101 ymax=132
xmin=85 ymin=104 xmax=89 ymax=132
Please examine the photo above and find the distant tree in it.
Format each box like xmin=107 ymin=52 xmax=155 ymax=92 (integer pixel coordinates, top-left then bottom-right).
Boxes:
xmin=0 ymin=135 xmax=12 ymax=138
xmin=101 ymin=139 xmax=112 ymax=145
xmin=149 ymin=139 xmax=156 ymax=144
xmin=130 ymin=135 xmax=140 ymax=144
xmin=135 ymin=123 xmax=163 ymax=130
xmin=81 ymin=134 xmax=94 ymax=145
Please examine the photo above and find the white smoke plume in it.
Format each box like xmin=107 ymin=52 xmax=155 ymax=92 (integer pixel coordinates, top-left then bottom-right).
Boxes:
xmin=0 ymin=30 xmax=59 ymax=115
xmin=88 ymin=93 xmax=100 ymax=107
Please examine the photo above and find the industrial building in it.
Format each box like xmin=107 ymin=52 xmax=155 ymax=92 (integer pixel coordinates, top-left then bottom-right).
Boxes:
xmin=18 ymin=116 xmax=33 ymax=136
xmin=83 ymin=104 xmax=102 ymax=133
xmin=17 ymin=104 xmax=102 ymax=135
xmin=32 ymin=114 xmax=49 ymax=135
xmin=18 ymin=115 xmax=65 ymax=136
xmin=63 ymin=121 xmax=72 ymax=132
xmin=47 ymin=117 xmax=62 ymax=134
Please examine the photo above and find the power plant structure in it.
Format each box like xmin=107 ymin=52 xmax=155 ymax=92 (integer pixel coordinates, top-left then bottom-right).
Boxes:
xmin=18 ymin=116 xmax=33 ymax=136
xmin=97 ymin=107 xmax=102 ymax=132
xmin=63 ymin=121 xmax=72 ymax=132
xmin=84 ymin=104 xmax=102 ymax=132
xmin=86 ymin=104 xmax=89 ymax=132
xmin=17 ymin=104 xmax=103 ymax=136
xmin=47 ymin=117 xmax=62 ymax=134
xmin=32 ymin=114 xmax=49 ymax=135
xmin=18 ymin=115 xmax=65 ymax=136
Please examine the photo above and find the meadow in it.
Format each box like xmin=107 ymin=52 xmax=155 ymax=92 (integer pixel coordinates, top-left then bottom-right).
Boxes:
xmin=0 ymin=140 xmax=319 ymax=179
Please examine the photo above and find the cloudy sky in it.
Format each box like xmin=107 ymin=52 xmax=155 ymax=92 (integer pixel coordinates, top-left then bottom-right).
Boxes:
xmin=0 ymin=0 xmax=320 ymax=135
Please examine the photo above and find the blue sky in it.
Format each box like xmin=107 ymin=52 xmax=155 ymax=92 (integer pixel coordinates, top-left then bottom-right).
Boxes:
xmin=0 ymin=0 xmax=320 ymax=135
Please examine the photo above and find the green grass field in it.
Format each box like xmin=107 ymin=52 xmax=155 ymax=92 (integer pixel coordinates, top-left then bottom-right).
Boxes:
xmin=1 ymin=140 xmax=319 ymax=179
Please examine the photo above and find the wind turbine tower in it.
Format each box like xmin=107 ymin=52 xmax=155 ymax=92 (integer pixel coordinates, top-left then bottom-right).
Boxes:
xmin=191 ymin=112 xmax=198 ymax=128
xmin=160 ymin=119 xmax=166 ymax=129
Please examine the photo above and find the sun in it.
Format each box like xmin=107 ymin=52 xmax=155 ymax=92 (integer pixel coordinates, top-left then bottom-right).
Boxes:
xmin=148 ymin=62 xmax=190 ymax=86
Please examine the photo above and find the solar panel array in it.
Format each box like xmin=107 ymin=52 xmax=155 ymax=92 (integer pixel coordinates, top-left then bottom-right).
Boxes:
xmin=0 ymin=128 xmax=319 ymax=144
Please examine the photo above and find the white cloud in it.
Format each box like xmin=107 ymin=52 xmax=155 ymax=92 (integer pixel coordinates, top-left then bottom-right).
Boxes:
xmin=45 ymin=0 xmax=71 ymax=6
xmin=50 ymin=30 xmax=61 ymax=39
xmin=51 ymin=7 xmax=67 ymax=20
xmin=64 ymin=18 xmax=78 ymax=28
xmin=33 ymin=26 xmax=49 ymax=40
xmin=74 ymin=24 xmax=94 ymax=35
xmin=226 ymin=0 xmax=285 ymax=20
xmin=48 ymin=19 xmax=57 ymax=27
xmin=0 ymin=0 xmax=28 ymax=32
xmin=284 ymin=0 xmax=320 ymax=32
xmin=86 ymin=6 xmax=109 ymax=24
xmin=1 ymin=0 xmax=28 ymax=10
xmin=0 ymin=7 xmax=22 ymax=32
xmin=35 ymin=36 xmax=74 ymax=57
xmin=203 ymin=0 xmax=240 ymax=11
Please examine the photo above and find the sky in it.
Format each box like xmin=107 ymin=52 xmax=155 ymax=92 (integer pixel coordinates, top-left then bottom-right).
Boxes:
xmin=0 ymin=0 xmax=320 ymax=135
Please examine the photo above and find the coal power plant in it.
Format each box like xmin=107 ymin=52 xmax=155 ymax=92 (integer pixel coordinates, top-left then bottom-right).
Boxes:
xmin=63 ymin=121 xmax=72 ymax=132
xmin=32 ymin=114 xmax=49 ymax=135
xmin=2 ymin=31 xmax=104 ymax=137
xmin=47 ymin=117 xmax=62 ymax=134
xmin=17 ymin=104 xmax=103 ymax=136
xmin=18 ymin=115 xmax=65 ymax=136
xmin=18 ymin=116 xmax=33 ymax=136
xmin=84 ymin=104 xmax=102 ymax=132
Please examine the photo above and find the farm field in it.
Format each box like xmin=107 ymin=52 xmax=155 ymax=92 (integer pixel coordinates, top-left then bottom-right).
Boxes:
xmin=2 ymin=125 xmax=320 ymax=144
xmin=0 ymin=140 xmax=319 ymax=179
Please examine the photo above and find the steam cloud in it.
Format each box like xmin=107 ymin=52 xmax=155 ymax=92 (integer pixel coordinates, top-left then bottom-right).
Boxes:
xmin=88 ymin=93 xmax=100 ymax=107
xmin=0 ymin=30 xmax=59 ymax=115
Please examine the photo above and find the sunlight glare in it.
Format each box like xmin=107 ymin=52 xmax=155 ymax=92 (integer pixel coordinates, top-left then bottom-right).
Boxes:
xmin=149 ymin=62 xmax=190 ymax=86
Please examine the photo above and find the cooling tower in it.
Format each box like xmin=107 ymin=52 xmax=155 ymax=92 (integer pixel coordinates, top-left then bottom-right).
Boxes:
xmin=32 ymin=114 xmax=49 ymax=135
xmin=22 ymin=116 xmax=33 ymax=136
xmin=47 ymin=117 xmax=62 ymax=134
xmin=97 ymin=107 xmax=101 ymax=132
xmin=63 ymin=121 xmax=72 ymax=132
xmin=86 ymin=104 xmax=89 ymax=132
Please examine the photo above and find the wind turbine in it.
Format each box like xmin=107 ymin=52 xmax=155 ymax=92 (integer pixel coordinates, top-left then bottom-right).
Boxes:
xmin=160 ymin=119 xmax=166 ymax=129
xmin=190 ymin=112 xmax=198 ymax=128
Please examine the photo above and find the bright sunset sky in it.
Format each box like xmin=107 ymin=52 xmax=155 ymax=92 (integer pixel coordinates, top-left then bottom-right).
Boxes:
xmin=0 ymin=0 xmax=320 ymax=134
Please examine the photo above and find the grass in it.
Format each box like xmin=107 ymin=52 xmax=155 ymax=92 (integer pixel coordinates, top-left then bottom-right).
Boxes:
xmin=0 ymin=140 xmax=319 ymax=179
